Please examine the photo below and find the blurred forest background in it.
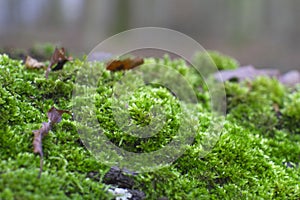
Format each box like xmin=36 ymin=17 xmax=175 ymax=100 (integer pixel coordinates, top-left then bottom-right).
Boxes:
xmin=0 ymin=0 xmax=299 ymax=72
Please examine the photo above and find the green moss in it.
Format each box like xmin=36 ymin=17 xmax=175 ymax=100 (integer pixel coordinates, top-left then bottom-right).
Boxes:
xmin=29 ymin=43 xmax=56 ymax=60
xmin=193 ymin=50 xmax=239 ymax=70
xmin=225 ymin=77 xmax=288 ymax=134
xmin=0 ymin=54 xmax=112 ymax=199
xmin=281 ymin=89 xmax=300 ymax=134
xmin=1 ymin=52 xmax=300 ymax=199
xmin=251 ymin=76 xmax=287 ymax=105
xmin=95 ymin=78 xmax=182 ymax=153
xmin=137 ymin=123 xmax=300 ymax=199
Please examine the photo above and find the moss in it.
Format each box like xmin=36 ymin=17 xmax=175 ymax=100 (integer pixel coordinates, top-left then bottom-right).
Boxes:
xmin=0 ymin=54 xmax=112 ymax=199
xmin=225 ymin=77 xmax=288 ymax=134
xmin=95 ymin=76 xmax=182 ymax=153
xmin=29 ymin=43 xmax=56 ymax=60
xmin=281 ymin=89 xmax=300 ymax=134
xmin=0 ymin=43 xmax=56 ymax=61
xmin=1 ymin=52 xmax=300 ymax=199
xmin=193 ymin=50 xmax=239 ymax=70
xmin=137 ymin=123 xmax=300 ymax=199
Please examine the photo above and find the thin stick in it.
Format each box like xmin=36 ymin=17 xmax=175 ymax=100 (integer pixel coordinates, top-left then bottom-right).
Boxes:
xmin=38 ymin=152 xmax=43 ymax=179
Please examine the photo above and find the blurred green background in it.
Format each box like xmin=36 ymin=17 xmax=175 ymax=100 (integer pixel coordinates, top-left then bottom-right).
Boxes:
xmin=0 ymin=0 xmax=299 ymax=71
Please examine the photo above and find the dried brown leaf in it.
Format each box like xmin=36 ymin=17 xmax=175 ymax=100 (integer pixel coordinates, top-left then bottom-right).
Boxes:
xmin=33 ymin=122 xmax=51 ymax=155
xmin=47 ymin=106 xmax=72 ymax=124
xmin=106 ymin=57 xmax=144 ymax=71
xmin=33 ymin=106 xmax=72 ymax=178
xmin=25 ymin=56 xmax=46 ymax=69
xmin=45 ymin=47 xmax=72 ymax=78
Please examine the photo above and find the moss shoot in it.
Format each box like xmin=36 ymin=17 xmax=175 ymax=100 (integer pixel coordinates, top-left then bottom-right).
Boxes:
xmin=0 ymin=52 xmax=300 ymax=199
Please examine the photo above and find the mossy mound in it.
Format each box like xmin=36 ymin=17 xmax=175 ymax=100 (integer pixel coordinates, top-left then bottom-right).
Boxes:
xmin=0 ymin=52 xmax=300 ymax=199
xmin=193 ymin=50 xmax=239 ymax=70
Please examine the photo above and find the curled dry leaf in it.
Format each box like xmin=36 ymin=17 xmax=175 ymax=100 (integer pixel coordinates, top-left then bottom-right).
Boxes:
xmin=33 ymin=106 xmax=72 ymax=178
xmin=45 ymin=47 xmax=72 ymax=78
xmin=106 ymin=57 xmax=144 ymax=71
xmin=47 ymin=106 xmax=72 ymax=124
xmin=25 ymin=56 xmax=46 ymax=69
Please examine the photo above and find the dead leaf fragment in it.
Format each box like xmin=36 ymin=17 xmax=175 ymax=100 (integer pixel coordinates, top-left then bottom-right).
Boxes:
xmin=47 ymin=106 xmax=72 ymax=124
xmin=45 ymin=47 xmax=72 ymax=78
xmin=25 ymin=56 xmax=46 ymax=69
xmin=33 ymin=122 xmax=51 ymax=155
xmin=106 ymin=57 xmax=144 ymax=71
xmin=33 ymin=106 xmax=72 ymax=178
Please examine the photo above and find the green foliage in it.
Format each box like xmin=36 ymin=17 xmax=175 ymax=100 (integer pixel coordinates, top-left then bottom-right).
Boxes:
xmin=137 ymin=123 xmax=300 ymax=199
xmin=281 ymin=89 xmax=300 ymax=134
xmin=225 ymin=77 xmax=288 ymax=134
xmin=0 ymin=54 xmax=111 ymax=199
xmin=30 ymin=43 xmax=56 ymax=60
xmin=251 ymin=76 xmax=287 ymax=105
xmin=0 ymin=43 xmax=56 ymax=61
xmin=0 ymin=53 xmax=299 ymax=199
xmin=96 ymin=79 xmax=182 ymax=153
xmin=0 ymin=159 xmax=111 ymax=200
xmin=193 ymin=50 xmax=239 ymax=70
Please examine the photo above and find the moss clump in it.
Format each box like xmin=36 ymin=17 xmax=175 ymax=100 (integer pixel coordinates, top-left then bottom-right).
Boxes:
xmin=224 ymin=76 xmax=300 ymax=136
xmin=281 ymin=88 xmax=300 ymax=134
xmin=193 ymin=50 xmax=239 ymax=70
xmin=225 ymin=77 xmax=287 ymax=134
xmin=1 ymin=52 xmax=300 ymax=199
xmin=96 ymin=83 xmax=182 ymax=153
xmin=29 ymin=43 xmax=56 ymax=60
xmin=0 ymin=43 xmax=56 ymax=61
xmin=93 ymin=57 xmax=202 ymax=155
xmin=137 ymin=124 xmax=300 ymax=199
xmin=0 ymin=54 xmax=112 ymax=199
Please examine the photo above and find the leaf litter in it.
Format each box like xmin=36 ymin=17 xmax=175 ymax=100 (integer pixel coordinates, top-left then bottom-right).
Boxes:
xmin=45 ymin=47 xmax=72 ymax=78
xmin=32 ymin=106 xmax=72 ymax=178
